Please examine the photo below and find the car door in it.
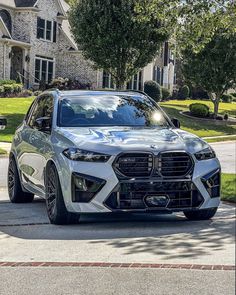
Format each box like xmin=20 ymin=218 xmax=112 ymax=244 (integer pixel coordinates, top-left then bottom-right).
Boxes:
xmin=18 ymin=94 xmax=54 ymax=193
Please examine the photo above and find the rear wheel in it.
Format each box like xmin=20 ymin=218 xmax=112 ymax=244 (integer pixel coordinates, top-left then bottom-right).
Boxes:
xmin=184 ymin=208 xmax=218 ymax=220
xmin=45 ymin=163 xmax=80 ymax=225
xmin=8 ymin=156 xmax=34 ymax=203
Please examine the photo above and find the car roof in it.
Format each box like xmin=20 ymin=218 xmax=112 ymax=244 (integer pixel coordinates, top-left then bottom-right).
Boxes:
xmin=44 ymin=89 xmax=147 ymax=98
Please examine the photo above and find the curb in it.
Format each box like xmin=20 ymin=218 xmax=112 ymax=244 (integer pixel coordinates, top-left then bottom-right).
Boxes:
xmin=0 ymin=262 xmax=234 ymax=271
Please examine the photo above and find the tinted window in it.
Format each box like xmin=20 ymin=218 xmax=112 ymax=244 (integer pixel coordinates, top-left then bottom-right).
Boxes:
xmin=59 ymin=94 xmax=170 ymax=127
xmin=28 ymin=95 xmax=54 ymax=129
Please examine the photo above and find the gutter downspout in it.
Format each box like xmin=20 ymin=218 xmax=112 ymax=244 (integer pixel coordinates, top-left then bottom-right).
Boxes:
xmin=3 ymin=42 xmax=6 ymax=79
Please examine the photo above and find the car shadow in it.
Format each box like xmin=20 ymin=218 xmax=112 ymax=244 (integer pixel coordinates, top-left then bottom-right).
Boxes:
xmin=0 ymin=199 xmax=235 ymax=260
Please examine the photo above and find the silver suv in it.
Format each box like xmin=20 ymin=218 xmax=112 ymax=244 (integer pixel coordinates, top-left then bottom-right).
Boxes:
xmin=8 ymin=90 xmax=221 ymax=224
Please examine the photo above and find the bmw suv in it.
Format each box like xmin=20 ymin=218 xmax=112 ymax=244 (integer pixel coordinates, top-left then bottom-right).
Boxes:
xmin=8 ymin=90 xmax=221 ymax=224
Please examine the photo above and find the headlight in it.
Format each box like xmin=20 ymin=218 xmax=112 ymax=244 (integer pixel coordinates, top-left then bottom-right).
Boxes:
xmin=63 ymin=148 xmax=111 ymax=162
xmin=194 ymin=147 xmax=216 ymax=161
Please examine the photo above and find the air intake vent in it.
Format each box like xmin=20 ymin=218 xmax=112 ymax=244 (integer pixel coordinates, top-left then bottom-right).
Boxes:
xmin=158 ymin=152 xmax=193 ymax=177
xmin=114 ymin=153 xmax=153 ymax=177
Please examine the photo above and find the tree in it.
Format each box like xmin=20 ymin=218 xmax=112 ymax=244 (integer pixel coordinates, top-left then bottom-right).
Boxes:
xmin=181 ymin=31 xmax=236 ymax=117
xmin=69 ymin=0 xmax=178 ymax=89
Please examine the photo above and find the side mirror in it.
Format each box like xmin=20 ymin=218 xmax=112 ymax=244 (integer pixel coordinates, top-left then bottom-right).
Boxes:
xmin=0 ymin=117 xmax=7 ymax=130
xmin=35 ymin=117 xmax=51 ymax=132
xmin=171 ymin=118 xmax=181 ymax=128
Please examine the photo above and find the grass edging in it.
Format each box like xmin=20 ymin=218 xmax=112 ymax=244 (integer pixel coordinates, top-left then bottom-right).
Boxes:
xmin=221 ymin=174 xmax=236 ymax=203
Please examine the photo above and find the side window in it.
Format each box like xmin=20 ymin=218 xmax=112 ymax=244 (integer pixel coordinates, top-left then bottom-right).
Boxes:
xmin=28 ymin=95 xmax=54 ymax=130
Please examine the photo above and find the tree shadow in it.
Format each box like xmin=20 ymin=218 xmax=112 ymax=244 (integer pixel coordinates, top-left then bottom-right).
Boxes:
xmin=0 ymin=199 xmax=235 ymax=261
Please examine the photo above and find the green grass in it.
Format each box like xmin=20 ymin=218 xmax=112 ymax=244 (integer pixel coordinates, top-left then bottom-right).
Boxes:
xmin=0 ymin=97 xmax=34 ymax=142
xmin=221 ymin=174 xmax=236 ymax=203
xmin=161 ymin=99 xmax=236 ymax=117
xmin=205 ymin=135 xmax=236 ymax=143
xmin=0 ymin=147 xmax=7 ymax=155
xmin=160 ymin=100 xmax=236 ymax=138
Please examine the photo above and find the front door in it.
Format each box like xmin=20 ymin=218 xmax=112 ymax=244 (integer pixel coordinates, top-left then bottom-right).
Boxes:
xmin=10 ymin=46 xmax=24 ymax=81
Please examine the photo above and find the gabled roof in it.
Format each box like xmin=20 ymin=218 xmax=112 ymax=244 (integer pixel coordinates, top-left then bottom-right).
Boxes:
xmin=0 ymin=0 xmax=37 ymax=7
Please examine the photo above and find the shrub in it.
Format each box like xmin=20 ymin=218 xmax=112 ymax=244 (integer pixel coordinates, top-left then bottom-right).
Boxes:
xmin=178 ymin=85 xmax=190 ymax=100
xmin=224 ymin=113 xmax=229 ymax=121
xmin=20 ymin=89 xmax=33 ymax=97
xmin=189 ymin=103 xmax=210 ymax=118
xmin=0 ymin=79 xmax=16 ymax=86
xmin=144 ymin=81 xmax=162 ymax=102
xmin=0 ymin=85 xmax=4 ymax=96
xmin=33 ymin=90 xmax=43 ymax=96
xmin=231 ymin=93 xmax=236 ymax=98
xmin=216 ymin=115 xmax=223 ymax=121
xmin=222 ymin=94 xmax=232 ymax=103
xmin=161 ymin=87 xmax=171 ymax=101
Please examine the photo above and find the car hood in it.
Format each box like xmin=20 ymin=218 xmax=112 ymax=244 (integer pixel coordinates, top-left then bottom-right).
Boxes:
xmin=56 ymin=126 xmax=209 ymax=155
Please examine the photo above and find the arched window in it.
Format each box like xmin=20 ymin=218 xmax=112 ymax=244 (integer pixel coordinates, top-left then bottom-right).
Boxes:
xmin=0 ymin=10 xmax=12 ymax=34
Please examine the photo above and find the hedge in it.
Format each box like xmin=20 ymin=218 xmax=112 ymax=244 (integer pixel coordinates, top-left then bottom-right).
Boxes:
xmin=144 ymin=81 xmax=162 ymax=102
xmin=189 ymin=103 xmax=210 ymax=118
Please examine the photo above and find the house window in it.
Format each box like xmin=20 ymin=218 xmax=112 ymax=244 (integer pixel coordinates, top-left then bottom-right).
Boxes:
xmin=37 ymin=18 xmax=57 ymax=42
xmin=153 ymin=66 xmax=161 ymax=84
xmin=0 ymin=10 xmax=12 ymax=34
xmin=35 ymin=56 xmax=54 ymax=83
xmin=127 ymin=71 xmax=143 ymax=90
xmin=102 ymin=71 xmax=114 ymax=89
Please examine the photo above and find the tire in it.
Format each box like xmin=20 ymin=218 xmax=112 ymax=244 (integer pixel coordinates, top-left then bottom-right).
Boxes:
xmin=45 ymin=163 xmax=80 ymax=225
xmin=184 ymin=208 xmax=218 ymax=220
xmin=8 ymin=156 xmax=34 ymax=203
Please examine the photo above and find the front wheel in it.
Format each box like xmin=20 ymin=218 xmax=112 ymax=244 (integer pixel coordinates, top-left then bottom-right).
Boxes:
xmin=45 ymin=163 xmax=80 ymax=225
xmin=184 ymin=208 xmax=218 ymax=220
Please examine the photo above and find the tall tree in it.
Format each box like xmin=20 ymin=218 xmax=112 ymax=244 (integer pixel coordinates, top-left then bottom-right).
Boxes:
xmin=181 ymin=31 xmax=236 ymax=117
xmin=69 ymin=0 xmax=178 ymax=89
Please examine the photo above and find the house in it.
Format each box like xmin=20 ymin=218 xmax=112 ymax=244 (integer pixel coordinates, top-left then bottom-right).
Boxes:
xmin=0 ymin=0 xmax=175 ymax=91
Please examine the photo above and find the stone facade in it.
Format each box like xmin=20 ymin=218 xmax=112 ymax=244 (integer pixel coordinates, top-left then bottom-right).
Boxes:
xmin=0 ymin=0 xmax=98 ymax=88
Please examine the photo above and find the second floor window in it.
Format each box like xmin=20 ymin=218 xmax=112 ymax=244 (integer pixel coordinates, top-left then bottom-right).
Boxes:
xmin=37 ymin=17 xmax=57 ymax=42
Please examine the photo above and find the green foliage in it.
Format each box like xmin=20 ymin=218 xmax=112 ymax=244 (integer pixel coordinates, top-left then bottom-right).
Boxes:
xmin=144 ymin=81 xmax=162 ymax=102
xmin=20 ymin=89 xmax=33 ymax=97
xmin=224 ymin=113 xmax=229 ymax=121
xmin=0 ymin=83 xmax=23 ymax=97
xmin=178 ymin=85 xmax=190 ymax=100
xmin=0 ymin=80 xmax=16 ymax=85
xmin=69 ymin=0 xmax=178 ymax=89
xmin=222 ymin=94 xmax=233 ymax=103
xmin=189 ymin=103 xmax=209 ymax=117
xmin=181 ymin=31 xmax=236 ymax=116
xmin=161 ymin=87 xmax=171 ymax=100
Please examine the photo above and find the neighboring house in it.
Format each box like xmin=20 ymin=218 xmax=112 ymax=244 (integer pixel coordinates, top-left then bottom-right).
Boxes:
xmin=0 ymin=0 xmax=175 ymax=91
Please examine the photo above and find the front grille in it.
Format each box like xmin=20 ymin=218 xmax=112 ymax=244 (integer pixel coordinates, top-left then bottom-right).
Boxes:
xmin=158 ymin=152 xmax=193 ymax=177
xmin=114 ymin=153 xmax=153 ymax=177
xmin=105 ymin=181 xmax=204 ymax=211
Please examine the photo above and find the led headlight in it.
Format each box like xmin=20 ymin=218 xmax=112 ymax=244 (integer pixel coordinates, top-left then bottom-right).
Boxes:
xmin=63 ymin=148 xmax=111 ymax=162
xmin=194 ymin=147 xmax=216 ymax=161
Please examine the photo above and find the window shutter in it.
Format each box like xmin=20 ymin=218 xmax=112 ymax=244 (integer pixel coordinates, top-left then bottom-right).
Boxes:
xmin=53 ymin=21 xmax=57 ymax=42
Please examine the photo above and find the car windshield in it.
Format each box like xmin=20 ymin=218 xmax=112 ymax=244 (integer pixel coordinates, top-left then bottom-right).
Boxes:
xmin=58 ymin=94 xmax=170 ymax=127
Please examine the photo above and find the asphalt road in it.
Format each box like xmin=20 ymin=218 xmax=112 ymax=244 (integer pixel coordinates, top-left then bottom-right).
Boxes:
xmin=0 ymin=267 xmax=235 ymax=295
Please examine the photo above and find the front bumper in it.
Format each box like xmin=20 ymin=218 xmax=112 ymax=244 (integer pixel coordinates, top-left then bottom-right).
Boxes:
xmin=57 ymin=155 xmax=221 ymax=214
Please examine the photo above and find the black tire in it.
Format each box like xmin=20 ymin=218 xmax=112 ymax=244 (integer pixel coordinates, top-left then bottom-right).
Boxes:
xmin=184 ymin=208 xmax=218 ymax=220
xmin=8 ymin=156 xmax=34 ymax=203
xmin=45 ymin=163 xmax=80 ymax=225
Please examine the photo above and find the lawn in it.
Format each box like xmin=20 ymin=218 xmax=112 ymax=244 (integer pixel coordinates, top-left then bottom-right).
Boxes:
xmin=221 ymin=174 xmax=236 ymax=203
xmin=160 ymin=100 xmax=236 ymax=138
xmin=0 ymin=97 xmax=34 ymax=142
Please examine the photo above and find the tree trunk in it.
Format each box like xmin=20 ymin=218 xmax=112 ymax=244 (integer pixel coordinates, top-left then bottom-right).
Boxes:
xmin=213 ymin=99 xmax=220 ymax=118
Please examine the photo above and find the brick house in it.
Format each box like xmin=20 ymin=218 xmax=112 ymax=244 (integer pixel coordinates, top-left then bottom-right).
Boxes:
xmin=0 ymin=0 xmax=175 ymax=91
